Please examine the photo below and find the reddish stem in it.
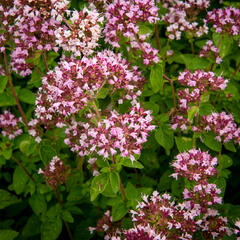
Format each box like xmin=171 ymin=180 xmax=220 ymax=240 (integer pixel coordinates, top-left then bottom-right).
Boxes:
xmin=3 ymin=50 xmax=29 ymax=130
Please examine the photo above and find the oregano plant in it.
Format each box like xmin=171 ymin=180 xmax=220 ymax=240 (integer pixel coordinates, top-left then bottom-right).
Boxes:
xmin=0 ymin=0 xmax=240 ymax=239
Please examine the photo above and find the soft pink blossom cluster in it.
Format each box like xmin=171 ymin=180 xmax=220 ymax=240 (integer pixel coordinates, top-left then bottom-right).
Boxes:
xmin=55 ymin=5 xmax=103 ymax=57
xmin=0 ymin=110 xmax=23 ymax=140
xmin=171 ymin=149 xmax=217 ymax=182
xmin=65 ymin=103 xmax=155 ymax=161
xmin=104 ymin=0 xmax=159 ymax=65
xmin=0 ymin=0 xmax=103 ymax=76
xmin=199 ymin=40 xmax=222 ymax=64
xmin=172 ymin=70 xmax=228 ymax=131
xmin=195 ymin=112 xmax=240 ymax=144
xmin=162 ymin=0 xmax=209 ymax=40
xmin=38 ymin=156 xmax=69 ymax=189
xmin=207 ymin=7 xmax=240 ymax=36
xmin=35 ymin=50 xmax=145 ymax=128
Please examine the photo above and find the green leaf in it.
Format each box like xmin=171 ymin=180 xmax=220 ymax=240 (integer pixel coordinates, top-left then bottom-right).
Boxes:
xmin=150 ymin=62 xmax=164 ymax=93
xmin=125 ymin=182 xmax=138 ymax=201
xmin=202 ymin=132 xmax=222 ymax=152
xmin=220 ymin=155 xmax=233 ymax=169
xmin=2 ymin=148 xmax=12 ymax=160
xmin=0 ymin=229 xmax=18 ymax=240
xmin=90 ymin=173 xmax=109 ymax=201
xmin=212 ymin=177 xmax=226 ymax=197
xmin=12 ymin=166 xmax=29 ymax=194
xmin=158 ymin=170 xmax=172 ymax=192
xmin=0 ymin=76 xmax=8 ymax=93
xmin=39 ymin=140 xmax=57 ymax=165
xmin=109 ymin=171 xmax=120 ymax=194
xmin=97 ymin=88 xmax=109 ymax=99
xmin=61 ymin=210 xmax=74 ymax=223
xmin=18 ymin=88 xmax=36 ymax=104
xmin=112 ymin=202 xmax=128 ymax=221
xmin=155 ymin=124 xmax=174 ymax=155
xmin=199 ymin=102 xmax=215 ymax=116
xmin=213 ymin=32 xmax=233 ymax=58
xmin=175 ymin=137 xmax=193 ymax=152
xmin=0 ymin=86 xmax=20 ymax=107
xmin=179 ymin=54 xmax=210 ymax=70
xmin=29 ymin=193 xmax=47 ymax=216
xmin=22 ymin=215 xmax=41 ymax=238
xmin=224 ymin=141 xmax=236 ymax=152
xmin=19 ymin=140 xmax=31 ymax=154
xmin=41 ymin=216 xmax=62 ymax=240
xmin=0 ymin=189 xmax=20 ymax=209
xmin=138 ymin=23 xmax=153 ymax=35
xmin=121 ymin=158 xmax=144 ymax=169
xmin=188 ymin=106 xmax=199 ymax=122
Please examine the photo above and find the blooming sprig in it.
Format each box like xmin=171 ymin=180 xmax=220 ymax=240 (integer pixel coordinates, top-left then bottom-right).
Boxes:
xmin=196 ymin=112 xmax=240 ymax=144
xmin=199 ymin=40 xmax=222 ymax=64
xmin=197 ymin=209 xmax=232 ymax=239
xmin=171 ymin=70 xmax=228 ymax=131
xmin=35 ymin=50 xmax=145 ymax=127
xmin=65 ymin=103 xmax=155 ymax=161
xmin=0 ymin=110 xmax=23 ymax=140
xmin=38 ymin=156 xmax=70 ymax=189
xmin=55 ymin=5 xmax=104 ymax=57
xmin=171 ymin=149 xmax=217 ymax=182
xmin=162 ymin=0 xmax=209 ymax=40
xmin=183 ymin=183 xmax=222 ymax=213
xmin=178 ymin=70 xmax=228 ymax=93
xmin=207 ymin=7 xmax=240 ymax=36
xmin=104 ymin=0 xmax=159 ymax=65
xmin=89 ymin=210 xmax=122 ymax=240
xmin=130 ymin=191 xmax=198 ymax=239
xmin=124 ymin=225 xmax=162 ymax=240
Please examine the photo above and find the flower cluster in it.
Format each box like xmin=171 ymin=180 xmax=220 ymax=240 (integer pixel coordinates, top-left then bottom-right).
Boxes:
xmin=172 ymin=70 xmax=228 ymax=131
xmin=130 ymin=192 xmax=198 ymax=239
xmin=194 ymin=112 xmax=240 ymax=144
xmin=234 ymin=220 xmax=240 ymax=239
xmin=65 ymin=103 xmax=155 ymax=161
xmin=0 ymin=0 xmax=18 ymax=52
xmin=198 ymin=209 xmax=232 ymax=239
xmin=124 ymin=225 xmax=161 ymax=240
xmin=38 ymin=156 xmax=69 ymax=189
xmin=171 ymin=149 xmax=217 ymax=182
xmin=9 ymin=0 xmax=62 ymax=76
xmin=183 ymin=183 xmax=222 ymax=212
xmin=199 ymin=40 xmax=222 ymax=64
xmin=207 ymin=7 xmax=240 ymax=36
xmin=104 ymin=0 xmax=159 ymax=65
xmin=35 ymin=50 xmax=145 ymax=128
xmin=55 ymin=5 xmax=103 ymax=57
xmin=0 ymin=110 xmax=22 ymax=140
xmin=162 ymin=0 xmax=209 ymax=40
xmin=89 ymin=210 xmax=122 ymax=240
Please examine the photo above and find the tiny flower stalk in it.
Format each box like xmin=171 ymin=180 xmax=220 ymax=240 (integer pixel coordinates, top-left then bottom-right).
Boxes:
xmin=3 ymin=49 xmax=29 ymax=130
xmin=112 ymin=155 xmax=127 ymax=201
xmin=38 ymin=156 xmax=73 ymax=240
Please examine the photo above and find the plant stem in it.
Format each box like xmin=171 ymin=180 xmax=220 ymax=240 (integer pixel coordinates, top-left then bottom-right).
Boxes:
xmin=92 ymin=101 xmax=102 ymax=121
xmin=34 ymin=67 xmax=45 ymax=77
xmin=55 ymin=187 xmax=73 ymax=240
xmin=42 ymin=51 xmax=49 ymax=72
xmin=3 ymin=50 xmax=29 ymax=130
xmin=232 ymin=62 xmax=240 ymax=78
xmin=163 ymin=74 xmax=177 ymax=108
xmin=12 ymin=156 xmax=35 ymax=182
xmin=209 ymin=34 xmax=223 ymax=71
xmin=154 ymin=24 xmax=161 ymax=54
xmin=112 ymin=155 xmax=127 ymax=201
xmin=217 ymin=150 xmax=222 ymax=178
